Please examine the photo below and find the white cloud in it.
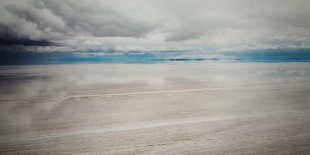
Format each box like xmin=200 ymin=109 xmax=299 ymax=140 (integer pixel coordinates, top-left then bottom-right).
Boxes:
xmin=287 ymin=43 xmax=310 ymax=49
xmin=268 ymin=35 xmax=310 ymax=42
xmin=216 ymin=43 xmax=280 ymax=52
xmin=83 ymin=40 xmax=102 ymax=45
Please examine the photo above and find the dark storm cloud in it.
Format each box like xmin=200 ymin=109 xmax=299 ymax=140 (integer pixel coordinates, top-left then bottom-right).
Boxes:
xmin=35 ymin=0 xmax=157 ymax=37
xmin=0 ymin=23 xmax=57 ymax=46
xmin=0 ymin=0 xmax=161 ymax=46
xmin=0 ymin=1 xmax=62 ymax=46
xmin=0 ymin=39 xmax=55 ymax=46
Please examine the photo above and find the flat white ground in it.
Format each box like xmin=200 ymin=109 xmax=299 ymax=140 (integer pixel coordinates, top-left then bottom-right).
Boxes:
xmin=0 ymin=62 xmax=310 ymax=154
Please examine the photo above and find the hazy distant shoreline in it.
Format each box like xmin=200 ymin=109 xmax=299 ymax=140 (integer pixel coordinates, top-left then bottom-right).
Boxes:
xmin=1 ymin=59 xmax=310 ymax=66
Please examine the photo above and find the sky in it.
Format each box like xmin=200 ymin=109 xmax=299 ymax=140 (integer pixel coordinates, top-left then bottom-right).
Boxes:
xmin=1 ymin=0 xmax=310 ymax=63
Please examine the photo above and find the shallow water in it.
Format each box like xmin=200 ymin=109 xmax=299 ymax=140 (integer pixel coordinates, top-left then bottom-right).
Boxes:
xmin=1 ymin=62 xmax=310 ymax=154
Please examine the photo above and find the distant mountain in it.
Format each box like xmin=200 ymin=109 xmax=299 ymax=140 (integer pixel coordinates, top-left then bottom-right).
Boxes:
xmin=152 ymin=58 xmax=207 ymax=61
xmin=195 ymin=58 xmax=206 ymax=61
xmin=210 ymin=58 xmax=220 ymax=60
xmin=168 ymin=58 xmax=189 ymax=61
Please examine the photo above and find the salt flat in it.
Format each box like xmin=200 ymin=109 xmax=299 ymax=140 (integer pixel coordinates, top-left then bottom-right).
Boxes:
xmin=0 ymin=62 xmax=310 ymax=154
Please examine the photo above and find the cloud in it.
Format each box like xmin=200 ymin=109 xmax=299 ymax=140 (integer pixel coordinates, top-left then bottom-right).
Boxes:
xmin=83 ymin=40 xmax=102 ymax=45
xmin=0 ymin=0 xmax=163 ymax=46
xmin=0 ymin=0 xmax=310 ymax=52
xmin=268 ymin=35 xmax=310 ymax=42
xmin=215 ymin=43 xmax=280 ymax=52
xmin=0 ymin=38 xmax=57 ymax=46
xmin=287 ymin=43 xmax=310 ymax=49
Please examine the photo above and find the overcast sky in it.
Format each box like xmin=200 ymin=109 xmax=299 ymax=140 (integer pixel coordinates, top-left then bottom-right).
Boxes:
xmin=0 ymin=0 xmax=310 ymax=56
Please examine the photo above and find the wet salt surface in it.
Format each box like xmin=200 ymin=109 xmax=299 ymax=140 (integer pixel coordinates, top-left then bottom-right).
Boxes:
xmin=0 ymin=62 xmax=310 ymax=154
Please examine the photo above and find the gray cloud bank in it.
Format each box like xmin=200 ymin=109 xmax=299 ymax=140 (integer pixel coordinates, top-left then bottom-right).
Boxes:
xmin=0 ymin=0 xmax=162 ymax=45
xmin=0 ymin=0 xmax=310 ymax=52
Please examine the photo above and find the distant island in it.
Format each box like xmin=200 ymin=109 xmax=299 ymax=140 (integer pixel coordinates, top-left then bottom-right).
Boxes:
xmin=235 ymin=59 xmax=242 ymax=60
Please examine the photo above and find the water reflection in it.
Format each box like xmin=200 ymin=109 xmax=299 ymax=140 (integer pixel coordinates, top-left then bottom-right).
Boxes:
xmin=0 ymin=62 xmax=310 ymax=98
